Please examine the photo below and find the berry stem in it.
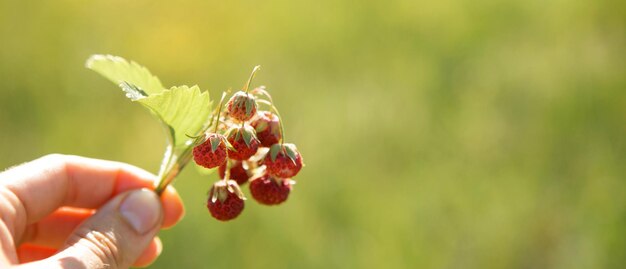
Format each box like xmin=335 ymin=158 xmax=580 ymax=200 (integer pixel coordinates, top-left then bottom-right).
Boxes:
xmin=213 ymin=92 xmax=228 ymax=133
xmin=273 ymin=106 xmax=286 ymax=145
xmin=223 ymin=159 xmax=232 ymax=183
xmin=154 ymin=143 xmax=194 ymax=195
xmin=243 ymin=65 xmax=261 ymax=93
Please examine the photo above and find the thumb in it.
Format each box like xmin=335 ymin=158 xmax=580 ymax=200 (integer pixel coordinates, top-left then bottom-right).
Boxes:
xmin=24 ymin=189 xmax=163 ymax=269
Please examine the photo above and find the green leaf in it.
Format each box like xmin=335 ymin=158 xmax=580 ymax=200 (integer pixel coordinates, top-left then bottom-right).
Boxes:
xmin=86 ymin=54 xmax=165 ymax=95
xmin=137 ymin=85 xmax=212 ymax=149
xmin=119 ymin=82 xmax=148 ymax=101
xmin=86 ymin=54 xmax=215 ymax=194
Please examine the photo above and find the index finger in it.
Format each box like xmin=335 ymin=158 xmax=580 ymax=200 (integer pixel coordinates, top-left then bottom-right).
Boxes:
xmin=0 ymin=154 xmax=184 ymax=227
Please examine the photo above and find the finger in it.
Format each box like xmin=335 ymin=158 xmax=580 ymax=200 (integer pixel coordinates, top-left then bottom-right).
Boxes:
xmin=160 ymin=186 xmax=185 ymax=229
xmin=17 ymin=238 xmax=162 ymax=267
xmin=133 ymin=237 xmax=162 ymax=268
xmin=18 ymin=189 xmax=163 ymax=269
xmin=0 ymin=154 xmax=184 ymax=229
xmin=16 ymin=244 xmax=56 ymax=263
xmin=20 ymin=207 xmax=93 ymax=248
xmin=21 ymin=189 xmax=182 ymax=248
xmin=0 ymin=154 xmax=154 ymax=222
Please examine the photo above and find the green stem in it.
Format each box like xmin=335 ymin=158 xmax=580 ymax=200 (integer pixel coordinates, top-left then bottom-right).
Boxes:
xmin=273 ymin=105 xmax=286 ymax=145
xmin=243 ymin=66 xmax=261 ymax=93
xmin=223 ymin=159 xmax=232 ymax=183
xmin=154 ymin=161 xmax=178 ymax=195
xmin=154 ymin=145 xmax=194 ymax=195
xmin=213 ymin=92 xmax=228 ymax=133
xmin=154 ymin=149 xmax=177 ymax=195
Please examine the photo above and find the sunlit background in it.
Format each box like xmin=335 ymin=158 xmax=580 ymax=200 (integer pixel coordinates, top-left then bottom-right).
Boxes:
xmin=1 ymin=0 xmax=625 ymax=268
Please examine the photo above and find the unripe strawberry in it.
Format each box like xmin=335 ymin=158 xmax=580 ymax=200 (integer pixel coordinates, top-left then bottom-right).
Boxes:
xmin=265 ymin=143 xmax=303 ymax=178
xmin=250 ymin=175 xmax=293 ymax=205
xmin=227 ymin=91 xmax=257 ymax=122
xmin=193 ymin=133 xmax=228 ymax=169
xmin=207 ymin=180 xmax=246 ymax=221
xmin=218 ymin=161 xmax=250 ymax=185
xmin=251 ymin=111 xmax=281 ymax=147
xmin=226 ymin=125 xmax=260 ymax=161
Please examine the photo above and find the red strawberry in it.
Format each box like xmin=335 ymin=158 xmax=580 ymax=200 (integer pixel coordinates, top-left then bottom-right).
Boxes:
xmin=193 ymin=133 xmax=228 ymax=169
xmin=207 ymin=180 xmax=246 ymax=221
xmin=226 ymin=125 xmax=260 ymax=161
xmin=227 ymin=91 xmax=257 ymax=122
xmin=218 ymin=161 xmax=250 ymax=185
xmin=251 ymin=111 xmax=281 ymax=147
xmin=265 ymin=143 xmax=303 ymax=178
xmin=250 ymin=175 xmax=293 ymax=205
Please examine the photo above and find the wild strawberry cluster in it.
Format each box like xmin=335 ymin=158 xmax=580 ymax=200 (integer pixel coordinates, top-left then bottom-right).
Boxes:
xmin=192 ymin=67 xmax=303 ymax=221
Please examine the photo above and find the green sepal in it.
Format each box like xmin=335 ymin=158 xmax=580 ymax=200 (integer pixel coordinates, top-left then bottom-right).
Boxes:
xmin=210 ymin=135 xmax=221 ymax=153
xmin=211 ymin=180 xmax=232 ymax=203
xmin=189 ymin=134 xmax=208 ymax=147
xmin=241 ymin=128 xmax=253 ymax=147
xmin=214 ymin=188 xmax=226 ymax=203
xmin=271 ymin=122 xmax=281 ymax=136
xmin=210 ymin=185 xmax=220 ymax=203
xmin=229 ymin=180 xmax=247 ymax=200
xmin=224 ymin=127 xmax=236 ymax=139
xmin=217 ymin=188 xmax=229 ymax=202
xmin=284 ymin=144 xmax=298 ymax=164
xmin=255 ymin=120 xmax=268 ymax=132
xmin=223 ymin=137 xmax=236 ymax=151
xmin=185 ymin=133 xmax=204 ymax=140
xmin=269 ymin=144 xmax=282 ymax=162
xmin=245 ymin=97 xmax=256 ymax=117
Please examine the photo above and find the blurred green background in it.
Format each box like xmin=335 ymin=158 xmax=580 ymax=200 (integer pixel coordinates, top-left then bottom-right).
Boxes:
xmin=1 ymin=0 xmax=625 ymax=268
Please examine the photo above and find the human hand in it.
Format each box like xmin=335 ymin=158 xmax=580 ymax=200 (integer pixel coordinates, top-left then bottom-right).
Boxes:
xmin=0 ymin=154 xmax=185 ymax=268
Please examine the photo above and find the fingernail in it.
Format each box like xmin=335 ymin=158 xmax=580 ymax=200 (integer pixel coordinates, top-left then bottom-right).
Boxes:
xmin=119 ymin=189 xmax=161 ymax=234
